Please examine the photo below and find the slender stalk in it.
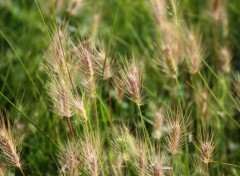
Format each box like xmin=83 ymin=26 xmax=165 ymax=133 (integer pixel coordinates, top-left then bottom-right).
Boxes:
xmin=93 ymin=97 xmax=99 ymax=133
xmin=137 ymin=104 xmax=152 ymax=149
xmin=19 ymin=166 xmax=25 ymax=176
xmin=198 ymin=71 xmax=240 ymax=128
xmin=205 ymin=163 xmax=209 ymax=176
xmin=211 ymin=160 xmax=240 ymax=169
xmin=66 ymin=117 xmax=75 ymax=140
xmin=107 ymin=79 xmax=112 ymax=119
xmin=170 ymin=154 xmax=173 ymax=176
xmin=0 ymin=31 xmax=47 ymax=111
xmin=100 ymin=1 xmax=120 ymax=94
xmin=0 ymin=91 xmax=60 ymax=150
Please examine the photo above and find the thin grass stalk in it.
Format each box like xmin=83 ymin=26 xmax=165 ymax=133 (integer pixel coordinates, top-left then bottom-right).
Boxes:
xmin=190 ymin=76 xmax=201 ymax=139
xmin=198 ymin=71 xmax=240 ymax=128
xmin=100 ymin=1 xmax=120 ymax=94
xmin=66 ymin=117 xmax=76 ymax=140
xmin=170 ymin=154 xmax=173 ymax=176
xmin=202 ymin=59 xmax=239 ymax=108
xmin=0 ymin=91 xmax=60 ymax=150
xmin=0 ymin=31 xmax=48 ymax=112
xmin=93 ymin=97 xmax=99 ymax=133
xmin=211 ymin=160 xmax=240 ymax=169
xmin=137 ymin=104 xmax=152 ymax=150
xmin=107 ymin=79 xmax=112 ymax=119
xmin=19 ymin=167 xmax=25 ymax=176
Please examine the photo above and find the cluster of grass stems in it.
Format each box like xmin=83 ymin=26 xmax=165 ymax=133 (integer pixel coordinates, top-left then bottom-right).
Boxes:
xmin=0 ymin=0 xmax=240 ymax=175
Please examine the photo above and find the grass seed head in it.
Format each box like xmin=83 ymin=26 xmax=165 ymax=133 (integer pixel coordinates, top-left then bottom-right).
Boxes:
xmin=160 ymin=46 xmax=178 ymax=80
xmin=165 ymin=107 xmax=191 ymax=155
xmin=0 ymin=116 xmax=22 ymax=170
xmin=115 ymin=59 xmax=144 ymax=106
xmin=150 ymin=0 xmax=167 ymax=24
xmin=72 ymin=97 xmax=87 ymax=121
xmin=218 ymin=46 xmax=232 ymax=73
xmin=95 ymin=47 xmax=113 ymax=80
xmin=80 ymin=135 xmax=100 ymax=176
xmin=185 ymin=30 xmax=204 ymax=75
xmin=67 ymin=0 xmax=84 ymax=16
xmin=73 ymin=43 xmax=96 ymax=98
xmin=48 ymin=76 xmax=74 ymax=118
xmin=199 ymin=133 xmax=216 ymax=164
xmin=59 ymin=142 xmax=81 ymax=176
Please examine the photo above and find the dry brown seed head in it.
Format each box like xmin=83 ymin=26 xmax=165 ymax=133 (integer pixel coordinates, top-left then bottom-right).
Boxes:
xmin=116 ymin=59 xmax=144 ymax=105
xmin=67 ymin=0 xmax=84 ymax=16
xmin=59 ymin=142 xmax=81 ymax=176
xmin=0 ymin=117 xmax=22 ymax=170
xmin=212 ymin=0 xmax=228 ymax=36
xmin=95 ymin=48 xmax=113 ymax=80
xmin=150 ymin=0 xmax=167 ymax=25
xmin=199 ymin=134 xmax=215 ymax=164
xmin=186 ymin=30 xmax=204 ymax=75
xmin=165 ymin=108 xmax=191 ymax=155
xmin=161 ymin=47 xmax=178 ymax=79
xmin=73 ymin=43 xmax=96 ymax=98
xmin=72 ymin=97 xmax=87 ymax=121
xmin=49 ymin=76 xmax=74 ymax=118
xmin=151 ymin=161 xmax=164 ymax=176
xmin=168 ymin=121 xmax=181 ymax=154
xmin=218 ymin=47 xmax=232 ymax=73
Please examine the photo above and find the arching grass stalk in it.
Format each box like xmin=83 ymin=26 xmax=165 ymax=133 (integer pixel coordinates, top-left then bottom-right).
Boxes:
xmin=198 ymin=71 xmax=240 ymax=128
xmin=211 ymin=160 xmax=240 ymax=169
xmin=0 ymin=91 xmax=60 ymax=151
xmin=0 ymin=31 xmax=48 ymax=112
xmin=202 ymin=59 xmax=239 ymax=109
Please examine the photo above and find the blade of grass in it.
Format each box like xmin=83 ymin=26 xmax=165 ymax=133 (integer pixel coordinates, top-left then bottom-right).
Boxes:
xmin=198 ymin=71 xmax=240 ymax=128
xmin=101 ymin=0 xmax=120 ymax=94
xmin=0 ymin=31 xmax=48 ymax=111
xmin=0 ymin=91 xmax=60 ymax=150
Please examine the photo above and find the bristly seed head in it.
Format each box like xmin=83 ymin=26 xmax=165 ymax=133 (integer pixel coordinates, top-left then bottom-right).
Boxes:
xmin=161 ymin=47 xmax=178 ymax=80
xmin=95 ymin=47 xmax=113 ymax=80
xmin=59 ymin=142 xmax=81 ymax=176
xmin=0 ymin=116 xmax=22 ymax=170
xmin=165 ymin=108 xmax=191 ymax=155
xmin=48 ymin=76 xmax=73 ymax=118
xmin=151 ymin=161 xmax=164 ymax=176
xmin=150 ymin=0 xmax=167 ymax=25
xmin=115 ymin=59 xmax=144 ymax=106
xmin=67 ymin=0 xmax=84 ymax=16
xmin=72 ymin=97 xmax=87 ymax=121
xmin=199 ymin=133 xmax=215 ymax=165
xmin=185 ymin=30 xmax=204 ymax=75
xmin=73 ymin=43 xmax=96 ymax=98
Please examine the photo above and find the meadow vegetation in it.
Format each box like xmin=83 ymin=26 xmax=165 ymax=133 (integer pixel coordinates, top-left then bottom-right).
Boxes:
xmin=0 ymin=0 xmax=240 ymax=175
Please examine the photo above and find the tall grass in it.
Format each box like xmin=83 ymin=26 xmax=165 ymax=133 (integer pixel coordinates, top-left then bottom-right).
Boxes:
xmin=0 ymin=0 xmax=240 ymax=175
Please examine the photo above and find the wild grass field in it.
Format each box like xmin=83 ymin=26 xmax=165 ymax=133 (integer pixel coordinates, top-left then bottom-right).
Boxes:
xmin=0 ymin=0 xmax=240 ymax=175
